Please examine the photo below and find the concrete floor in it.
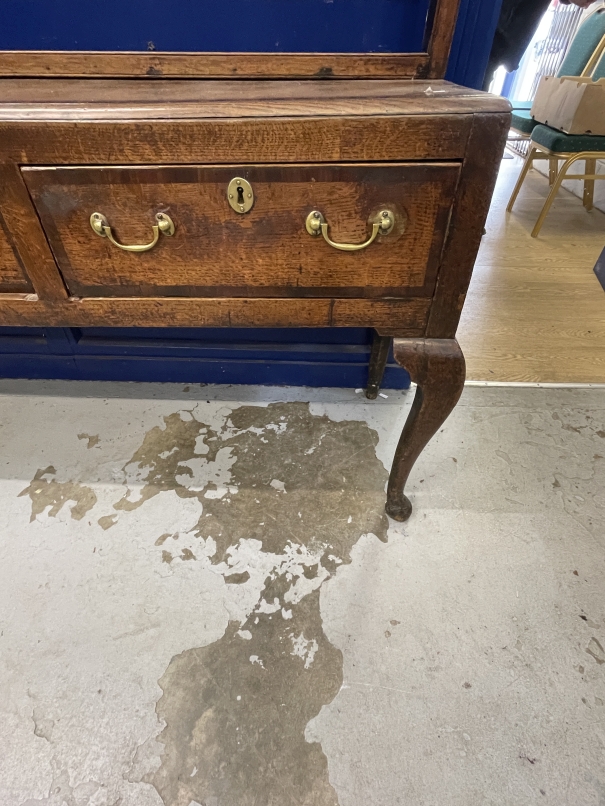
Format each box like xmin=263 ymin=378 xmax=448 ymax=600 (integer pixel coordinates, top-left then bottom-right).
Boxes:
xmin=1 ymin=380 xmax=604 ymax=806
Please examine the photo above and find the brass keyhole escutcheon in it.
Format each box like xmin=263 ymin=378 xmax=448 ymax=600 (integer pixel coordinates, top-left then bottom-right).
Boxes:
xmin=227 ymin=177 xmax=254 ymax=213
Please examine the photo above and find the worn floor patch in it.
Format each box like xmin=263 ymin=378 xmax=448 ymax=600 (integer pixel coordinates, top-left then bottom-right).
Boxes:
xmin=135 ymin=403 xmax=387 ymax=806
xmin=19 ymin=465 xmax=97 ymax=522
xmin=19 ymin=401 xmax=388 ymax=806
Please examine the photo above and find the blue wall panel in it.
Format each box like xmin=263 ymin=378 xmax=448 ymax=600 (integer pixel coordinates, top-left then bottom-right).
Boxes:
xmin=446 ymin=0 xmax=503 ymax=88
xmin=0 ymin=0 xmax=429 ymax=54
xmin=0 ymin=327 xmax=411 ymax=389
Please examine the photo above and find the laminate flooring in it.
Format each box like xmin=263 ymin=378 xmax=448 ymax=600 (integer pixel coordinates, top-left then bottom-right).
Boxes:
xmin=459 ymin=155 xmax=605 ymax=383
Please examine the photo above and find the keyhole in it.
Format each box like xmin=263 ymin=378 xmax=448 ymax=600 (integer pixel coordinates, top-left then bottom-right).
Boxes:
xmin=228 ymin=178 xmax=253 ymax=213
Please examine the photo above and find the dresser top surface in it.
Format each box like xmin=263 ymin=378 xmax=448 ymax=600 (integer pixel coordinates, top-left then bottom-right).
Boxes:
xmin=0 ymin=78 xmax=511 ymax=121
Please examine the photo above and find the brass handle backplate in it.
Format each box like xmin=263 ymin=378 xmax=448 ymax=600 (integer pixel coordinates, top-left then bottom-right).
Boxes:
xmin=90 ymin=212 xmax=175 ymax=252
xmin=305 ymin=209 xmax=395 ymax=251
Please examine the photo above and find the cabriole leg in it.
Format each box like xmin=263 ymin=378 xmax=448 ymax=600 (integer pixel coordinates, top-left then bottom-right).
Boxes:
xmin=386 ymin=338 xmax=466 ymax=521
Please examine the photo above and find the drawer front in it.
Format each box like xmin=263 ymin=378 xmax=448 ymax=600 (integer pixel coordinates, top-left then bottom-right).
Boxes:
xmin=23 ymin=163 xmax=460 ymax=299
xmin=0 ymin=219 xmax=34 ymax=293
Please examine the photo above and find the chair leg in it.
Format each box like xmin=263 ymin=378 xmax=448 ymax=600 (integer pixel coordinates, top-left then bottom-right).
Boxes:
xmin=548 ymin=157 xmax=558 ymax=186
xmin=531 ymin=155 xmax=576 ymax=238
xmin=507 ymin=146 xmax=539 ymax=212
xmin=583 ymin=158 xmax=596 ymax=212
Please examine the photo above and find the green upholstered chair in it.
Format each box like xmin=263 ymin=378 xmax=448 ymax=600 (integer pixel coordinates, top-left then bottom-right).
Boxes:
xmin=507 ymin=41 xmax=605 ymax=237
xmin=509 ymin=8 xmax=605 ymax=140
xmin=507 ymin=125 xmax=605 ymax=236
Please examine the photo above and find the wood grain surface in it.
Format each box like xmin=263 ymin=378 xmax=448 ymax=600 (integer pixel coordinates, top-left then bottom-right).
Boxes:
xmin=0 ymin=214 xmax=33 ymax=292
xmin=0 ymin=52 xmax=430 ymax=80
xmin=23 ymin=163 xmax=460 ymax=299
xmin=426 ymin=112 xmax=511 ymax=338
xmin=0 ymin=296 xmax=431 ymax=331
xmin=0 ymin=115 xmax=473 ymax=166
xmin=427 ymin=0 xmax=462 ymax=79
xmin=0 ymin=164 xmax=68 ymax=300
xmin=0 ymin=79 xmax=510 ymax=120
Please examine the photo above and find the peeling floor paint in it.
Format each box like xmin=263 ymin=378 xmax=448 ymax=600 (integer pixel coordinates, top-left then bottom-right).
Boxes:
xmin=1 ymin=382 xmax=605 ymax=805
xmin=19 ymin=465 xmax=97 ymax=522
xmin=106 ymin=401 xmax=388 ymax=806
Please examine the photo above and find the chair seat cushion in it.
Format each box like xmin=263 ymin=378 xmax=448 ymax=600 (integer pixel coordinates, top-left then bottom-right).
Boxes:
xmin=510 ymin=100 xmax=533 ymax=111
xmin=532 ymin=124 xmax=605 ymax=153
xmin=511 ymin=110 xmax=537 ymax=134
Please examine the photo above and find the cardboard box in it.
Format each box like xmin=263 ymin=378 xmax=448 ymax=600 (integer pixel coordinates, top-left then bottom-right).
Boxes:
xmin=530 ymin=74 xmax=605 ymax=136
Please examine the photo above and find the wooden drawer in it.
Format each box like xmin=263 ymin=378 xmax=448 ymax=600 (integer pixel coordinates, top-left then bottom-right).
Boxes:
xmin=0 ymin=218 xmax=34 ymax=293
xmin=23 ymin=163 xmax=460 ymax=299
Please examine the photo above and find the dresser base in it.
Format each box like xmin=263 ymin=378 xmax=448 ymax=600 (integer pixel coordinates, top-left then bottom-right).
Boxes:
xmin=0 ymin=77 xmax=510 ymax=520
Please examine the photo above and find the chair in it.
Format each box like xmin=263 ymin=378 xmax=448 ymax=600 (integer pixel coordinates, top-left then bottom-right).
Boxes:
xmin=506 ymin=126 xmax=605 ymax=236
xmin=509 ymin=7 xmax=605 ymax=141
xmin=507 ymin=46 xmax=605 ymax=237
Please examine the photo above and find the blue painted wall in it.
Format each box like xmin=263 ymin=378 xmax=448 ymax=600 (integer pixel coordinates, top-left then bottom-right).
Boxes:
xmin=0 ymin=326 xmax=411 ymax=389
xmin=447 ymin=0 xmax=503 ymax=89
xmin=0 ymin=0 xmax=430 ymax=53
xmin=0 ymin=0 xmax=501 ymax=388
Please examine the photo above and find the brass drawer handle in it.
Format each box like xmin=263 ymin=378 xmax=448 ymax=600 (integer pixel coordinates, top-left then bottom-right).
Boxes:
xmin=305 ymin=209 xmax=394 ymax=252
xmin=90 ymin=212 xmax=175 ymax=252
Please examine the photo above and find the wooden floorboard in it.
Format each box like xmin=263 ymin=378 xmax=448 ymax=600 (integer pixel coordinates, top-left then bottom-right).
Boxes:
xmin=458 ymin=155 xmax=605 ymax=383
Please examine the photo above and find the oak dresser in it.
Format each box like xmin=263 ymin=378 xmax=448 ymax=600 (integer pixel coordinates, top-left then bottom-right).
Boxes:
xmin=0 ymin=0 xmax=511 ymax=520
